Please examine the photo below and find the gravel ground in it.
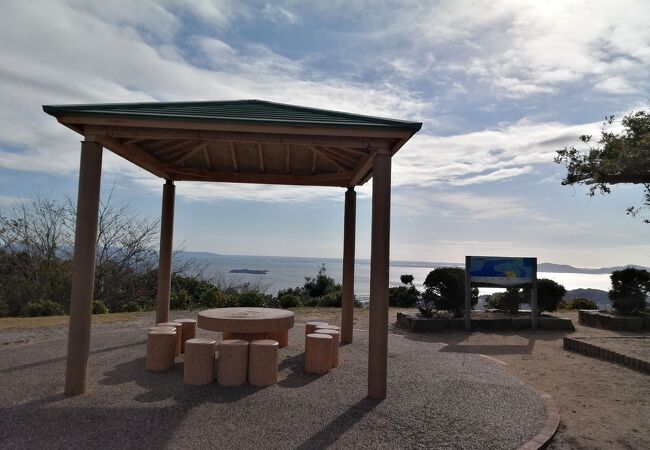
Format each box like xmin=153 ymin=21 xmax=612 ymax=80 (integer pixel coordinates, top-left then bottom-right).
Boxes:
xmin=0 ymin=320 xmax=545 ymax=449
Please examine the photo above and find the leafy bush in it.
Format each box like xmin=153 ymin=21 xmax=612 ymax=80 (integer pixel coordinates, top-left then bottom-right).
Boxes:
xmin=609 ymin=267 xmax=650 ymax=314
xmin=92 ymin=300 xmax=109 ymax=314
xmin=278 ymin=292 xmax=303 ymax=309
xmin=420 ymin=267 xmax=478 ymax=317
xmin=20 ymin=300 xmax=65 ymax=317
xmin=119 ymin=301 xmax=142 ymax=313
xmin=303 ymin=264 xmax=339 ymax=298
xmin=523 ymin=278 xmax=566 ymax=313
xmin=487 ymin=288 xmax=524 ymax=315
xmin=569 ymin=298 xmax=598 ymax=310
xmin=236 ymin=291 xmax=270 ymax=308
xmin=400 ymin=274 xmax=415 ymax=285
xmin=389 ymin=285 xmax=420 ymax=307
xmin=316 ymin=290 xmax=342 ymax=307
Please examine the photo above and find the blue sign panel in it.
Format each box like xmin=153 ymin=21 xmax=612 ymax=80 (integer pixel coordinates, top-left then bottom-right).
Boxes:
xmin=468 ymin=256 xmax=535 ymax=287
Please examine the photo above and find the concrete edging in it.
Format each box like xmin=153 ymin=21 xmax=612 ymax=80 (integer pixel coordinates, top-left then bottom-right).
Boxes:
xmin=563 ymin=336 xmax=650 ymax=373
xmin=518 ymin=393 xmax=560 ymax=450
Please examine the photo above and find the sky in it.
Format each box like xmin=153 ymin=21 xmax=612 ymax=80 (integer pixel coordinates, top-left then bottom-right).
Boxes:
xmin=0 ymin=0 xmax=648 ymax=267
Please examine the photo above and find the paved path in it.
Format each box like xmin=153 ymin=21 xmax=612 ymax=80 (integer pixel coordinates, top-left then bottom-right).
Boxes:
xmin=0 ymin=324 xmax=545 ymax=449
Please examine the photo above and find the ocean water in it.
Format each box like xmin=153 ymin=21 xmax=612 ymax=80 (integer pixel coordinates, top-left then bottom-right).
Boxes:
xmin=192 ymin=254 xmax=612 ymax=296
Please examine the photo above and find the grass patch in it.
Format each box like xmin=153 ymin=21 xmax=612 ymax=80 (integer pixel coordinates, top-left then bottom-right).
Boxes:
xmin=0 ymin=311 xmax=146 ymax=331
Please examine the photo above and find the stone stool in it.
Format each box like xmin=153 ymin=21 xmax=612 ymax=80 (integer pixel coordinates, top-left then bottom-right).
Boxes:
xmin=146 ymin=327 xmax=176 ymax=372
xmin=304 ymin=333 xmax=332 ymax=375
xmin=248 ymin=339 xmax=279 ymax=386
xmin=184 ymin=338 xmax=217 ymax=385
xmin=175 ymin=319 xmax=197 ymax=353
xmin=267 ymin=330 xmax=289 ymax=348
xmin=305 ymin=321 xmax=328 ymax=336
xmin=315 ymin=329 xmax=340 ymax=368
xmin=217 ymin=339 xmax=249 ymax=386
xmin=157 ymin=321 xmax=182 ymax=355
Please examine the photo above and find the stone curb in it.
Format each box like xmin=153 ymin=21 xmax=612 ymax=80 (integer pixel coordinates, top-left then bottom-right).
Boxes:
xmin=517 ymin=393 xmax=560 ymax=450
xmin=563 ymin=337 xmax=650 ymax=374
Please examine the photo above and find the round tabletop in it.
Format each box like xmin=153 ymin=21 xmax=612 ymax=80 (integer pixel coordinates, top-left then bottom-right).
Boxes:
xmin=197 ymin=307 xmax=295 ymax=333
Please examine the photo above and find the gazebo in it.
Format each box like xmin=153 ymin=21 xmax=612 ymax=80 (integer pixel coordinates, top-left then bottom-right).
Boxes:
xmin=43 ymin=100 xmax=422 ymax=399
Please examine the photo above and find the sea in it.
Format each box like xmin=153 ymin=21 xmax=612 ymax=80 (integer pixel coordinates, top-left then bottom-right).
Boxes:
xmin=188 ymin=253 xmax=612 ymax=297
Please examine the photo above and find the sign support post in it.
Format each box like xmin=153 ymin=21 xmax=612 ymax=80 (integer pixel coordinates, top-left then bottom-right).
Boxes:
xmin=531 ymin=259 xmax=538 ymax=331
xmin=464 ymin=255 xmax=471 ymax=332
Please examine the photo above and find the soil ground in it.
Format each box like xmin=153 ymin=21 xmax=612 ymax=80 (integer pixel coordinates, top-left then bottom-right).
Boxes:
xmin=1 ymin=308 xmax=648 ymax=449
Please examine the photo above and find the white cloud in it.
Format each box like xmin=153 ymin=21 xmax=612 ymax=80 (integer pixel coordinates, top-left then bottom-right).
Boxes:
xmin=392 ymin=118 xmax=600 ymax=188
xmin=594 ymin=76 xmax=635 ymax=94
xmin=262 ymin=4 xmax=299 ymax=24
xmin=0 ymin=195 xmax=27 ymax=207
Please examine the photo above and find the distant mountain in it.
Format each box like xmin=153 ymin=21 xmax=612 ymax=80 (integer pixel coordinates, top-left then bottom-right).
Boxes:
xmin=176 ymin=251 xmax=648 ymax=275
xmin=564 ymin=288 xmax=610 ymax=308
xmin=538 ymin=263 xmax=649 ymax=274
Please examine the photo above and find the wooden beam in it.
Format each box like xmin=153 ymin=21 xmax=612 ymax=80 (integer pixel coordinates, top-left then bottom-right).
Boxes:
xmin=167 ymin=166 xmax=352 ymax=187
xmin=348 ymin=153 xmax=376 ymax=187
xmin=202 ymin=147 xmax=212 ymax=169
xmin=83 ymin=125 xmax=393 ymax=150
xmin=310 ymin=146 xmax=348 ymax=172
xmin=334 ymin=146 xmax=371 ymax=156
xmin=285 ymin=145 xmax=290 ymax=173
xmin=312 ymin=151 xmax=317 ymax=174
xmin=98 ymin=137 xmax=170 ymax=179
xmin=169 ymin=143 xmax=207 ymax=165
xmin=230 ymin=142 xmax=239 ymax=172
xmin=258 ymin=143 xmax=264 ymax=173
xmin=61 ymin=114 xmax=413 ymax=139
xmin=150 ymin=140 xmax=195 ymax=156
xmin=315 ymin=146 xmax=358 ymax=166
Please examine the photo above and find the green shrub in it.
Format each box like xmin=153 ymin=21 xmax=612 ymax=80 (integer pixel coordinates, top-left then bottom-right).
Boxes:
xmin=278 ymin=293 xmax=302 ymax=309
xmin=569 ymin=298 xmax=598 ymax=310
xmin=609 ymin=267 xmax=650 ymax=314
xmin=389 ymin=285 xmax=420 ymax=307
xmin=523 ymin=278 xmax=566 ymax=313
xmin=303 ymin=297 xmax=319 ymax=307
xmin=119 ymin=301 xmax=142 ymax=313
xmin=199 ymin=288 xmax=228 ymax=308
xmin=236 ymin=291 xmax=269 ymax=308
xmin=487 ymin=288 xmax=524 ymax=315
xmin=420 ymin=267 xmax=478 ymax=317
xmin=316 ymin=290 xmax=342 ymax=307
xmin=20 ymin=300 xmax=65 ymax=317
xmin=303 ymin=264 xmax=339 ymax=298
xmin=171 ymin=289 xmax=192 ymax=310
xmin=92 ymin=300 xmax=109 ymax=314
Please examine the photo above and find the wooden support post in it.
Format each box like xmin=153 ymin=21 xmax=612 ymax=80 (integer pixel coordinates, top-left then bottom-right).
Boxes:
xmin=465 ymin=255 xmax=471 ymax=332
xmin=341 ymin=187 xmax=356 ymax=344
xmin=531 ymin=259 xmax=538 ymax=331
xmin=64 ymin=140 xmax=103 ymax=396
xmin=156 ymin=180 xmax=175 ymax=324
xmin=368 ymin=153 xmax=391 ymax=400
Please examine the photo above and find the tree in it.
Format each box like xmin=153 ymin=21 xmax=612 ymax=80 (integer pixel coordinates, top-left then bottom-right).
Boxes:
xmin=486 ymin=288 xmax=524 ymax=315
xmin=523 ymin=278 xmax=566 ymax=314
xmin=555 ymin=110 xmax=650 ymax=223
xmin=389 ymin=274 xmax=420 ymax=308
xmin=609 ymin=267 xmax=650 ymax=314
xmin=420 ymin=267 xmax=478 ymax=318
xmin=303 ymin=264 xmax=340 ymax=298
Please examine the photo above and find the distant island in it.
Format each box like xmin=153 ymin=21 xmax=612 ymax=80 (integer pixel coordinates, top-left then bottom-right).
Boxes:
xmin=229 ymin=269 xmax=269 ymax=275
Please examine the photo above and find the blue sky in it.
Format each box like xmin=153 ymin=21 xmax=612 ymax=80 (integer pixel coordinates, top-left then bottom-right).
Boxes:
xmin=0 ymin=0 xmax=648 ymax=267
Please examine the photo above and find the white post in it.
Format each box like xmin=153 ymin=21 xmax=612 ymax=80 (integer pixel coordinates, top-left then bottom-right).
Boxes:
xmin=465 ymin=255 xmax=471 ymax=332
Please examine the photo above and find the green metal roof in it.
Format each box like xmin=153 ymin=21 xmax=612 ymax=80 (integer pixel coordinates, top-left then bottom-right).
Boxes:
xmin=42 ymin=99 xmax=422 ymax=132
